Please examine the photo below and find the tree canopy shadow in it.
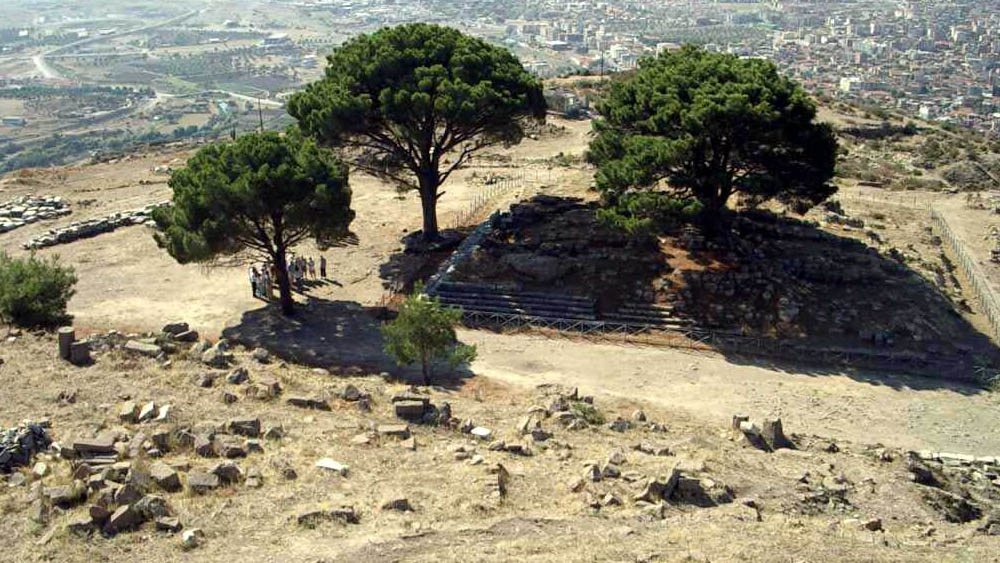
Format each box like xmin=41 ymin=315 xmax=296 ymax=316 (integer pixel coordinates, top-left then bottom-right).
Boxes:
xmin=221 ymin=297 xmax=475 ymax=388
xmin=444 ymin=195 xmax=998 ymax=392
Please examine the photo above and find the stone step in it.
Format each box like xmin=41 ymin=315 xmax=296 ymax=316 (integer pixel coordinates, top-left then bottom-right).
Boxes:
xmin=438 ymin=298 xmax=598 ymax=321
xmin=436 ymin=292 xmax=596 ymax=316
xmin=436 ymin=281 xmax=594 ymax=306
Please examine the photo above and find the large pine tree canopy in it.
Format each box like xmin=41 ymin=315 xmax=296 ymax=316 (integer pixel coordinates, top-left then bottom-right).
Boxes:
xmin=287 ymin=23 xmax=546 ymax=239
xmin=153 ymin=129 xmax=354 ymax=315
xmin=588 ymin=45 xmax=838 ymax=226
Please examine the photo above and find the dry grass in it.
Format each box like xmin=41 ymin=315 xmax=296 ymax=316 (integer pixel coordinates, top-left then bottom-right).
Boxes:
xmin=0 ymin=333 xmax=996 ymax=562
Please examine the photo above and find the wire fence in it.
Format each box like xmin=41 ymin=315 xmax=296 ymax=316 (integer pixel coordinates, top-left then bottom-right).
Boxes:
xmin=931 ymin=209 xmax=1000 ymax=343
xmin=837 ymin=193 xmax=932 ymax=210
xmin=446 ymin=168 xmax=551 ymax=229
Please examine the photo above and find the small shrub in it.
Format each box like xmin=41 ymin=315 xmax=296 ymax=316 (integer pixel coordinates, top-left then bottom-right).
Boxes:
xmin=571 ymin=401 xmax=605 ymax=425
xmin=382 ymin=284 xmax=477 ymax=385
xmin=0 ymin=252 xmax=76 ymax=329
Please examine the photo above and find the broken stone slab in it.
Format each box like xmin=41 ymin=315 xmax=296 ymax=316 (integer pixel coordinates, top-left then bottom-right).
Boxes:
xmin=471 ymin=427 xmax=493 ymax=440
xmin=245 ymin=467 xmax=263 ymax=489
xmin=297 ymin=506 xmax=359 ymax=526
xmin=213 ymin=436 xmax=247 ymax=459
xmin=135 ymin=494 xmax=171 ymax=520
xmin=67 ymin=516 xmax=95 ymax=536
xmin=210 ymin=462 xmax=243 ymax=484
xmin=391 ymin=393 xmax=430 ymax=405
xmin=89 ymin=504 xmax=110 ymax=525
xmin=251 ymin=348 xmax=270 ymax=363
xmin=633 ymin=443 xmax=671 ymax=457
xmin=634 ymin=464 xmax=681 ymax=503
xmin=226 ymin=367 xmax=249 ymax=385
xmin=181 ymin=528 xmax=205 ymax=549
xmin=175 ymin=330 xmax=199 ymax=343
xmin=376 ymin=424 xmax=410 ymax=439
xmin=938 ymin=452 xmax=977 ymax=465
xmin=47 ymin=483 xmax=86 ymax=507
xmin=394 ymin=400 xmax=427 ymax=420
xmin=246 ymin=378 xmax=282 ymax=400
xmin=124 ymin=340 xmax=162 ymax=358
xmin=115 ymin=482 xmax=143 ymax=506
xmin=156 ymin=516 xmax=183 ymax=533
xmin=340 ymin=384 xmax=361 ymax=401
xmin=137 ymin=402 xmax=158 ymax=423
xmin=228 ymin=418 xmax=261 ymax=437
xmin=316 ymin=458 xmax=349 ymax=476
xmin=162 ymin=322 xmax=189 ymax=336
xmin=381 ymin=497 xmax=413 ymax=511
xmin=608 ymin=418 xmax=631 ymax=432
xmin=105 ymin=504 xmax=143 ymax=534
xmin=286 ymin=397 xmax=331 ymax=411
xmin=150 ymin=461 xmax=181 ymax=492
xmin=201 ymin=345 xmax=232 ymax=368
xmin=194 ymin=435 xmax=215 ymax=458
xmin=119 ymin=401 xmax=140 ymax=423
xmin=187 ymin=471 xmax=220 ymax=494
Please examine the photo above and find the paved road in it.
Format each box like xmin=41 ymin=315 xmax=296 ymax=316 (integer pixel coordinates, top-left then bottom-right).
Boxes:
xmin=30 ymin=9 xmax=200 ymax=80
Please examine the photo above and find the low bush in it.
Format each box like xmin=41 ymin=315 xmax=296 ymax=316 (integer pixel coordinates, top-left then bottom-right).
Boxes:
xmin=0 ymin=252 xmax=77 ymax=328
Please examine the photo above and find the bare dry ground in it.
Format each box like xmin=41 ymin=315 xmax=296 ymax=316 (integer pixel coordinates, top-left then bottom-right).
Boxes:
xmin=1 ymin=334 xmax=998 ymax=563
xmin=1 ymin=115 xmax=1000 ymax=561
xmin=0 ymin=117 xmax=593 ymax=335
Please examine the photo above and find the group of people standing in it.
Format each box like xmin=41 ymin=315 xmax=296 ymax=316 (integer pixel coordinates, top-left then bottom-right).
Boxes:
xmin=249 ymin=254 xmax=328 ymax=301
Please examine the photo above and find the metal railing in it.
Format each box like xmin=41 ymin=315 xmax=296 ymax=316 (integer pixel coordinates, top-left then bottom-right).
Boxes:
xmin=931 ymin=209 xmax=1000 ymax=343
xmin=447 ymin=170 xmax=530 ymax=229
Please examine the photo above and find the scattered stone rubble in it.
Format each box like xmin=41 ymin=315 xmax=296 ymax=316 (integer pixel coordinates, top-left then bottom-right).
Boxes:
xmin=23 ymin=201 xmax=168 ymax=250
xmin=0 ymin=196 xmax=70 ymax=234
xmin=0 ymin=420 xmax=52 ymax=473
xmin=908 ymin=450 xmax=1000 ymax=532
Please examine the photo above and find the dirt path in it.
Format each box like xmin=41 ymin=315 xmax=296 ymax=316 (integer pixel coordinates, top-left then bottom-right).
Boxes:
xmin=463 ymin=331 xmax=1000 ymax=455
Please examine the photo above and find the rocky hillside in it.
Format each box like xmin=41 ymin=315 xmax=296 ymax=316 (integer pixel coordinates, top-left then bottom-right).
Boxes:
xmin=0 ymin=326 xmax=998 ymax=561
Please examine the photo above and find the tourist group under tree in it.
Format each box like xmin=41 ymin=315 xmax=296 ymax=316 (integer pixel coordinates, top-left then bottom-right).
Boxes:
xmin=153 ymin=130 xmax=354 ymax=316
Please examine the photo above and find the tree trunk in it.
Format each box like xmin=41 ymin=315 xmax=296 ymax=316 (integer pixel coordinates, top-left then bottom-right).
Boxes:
xmin=274 ymin=250 xmax=294 ymax=316
xmin=421 ymin=351 xmax=431 ymax=386
xmin=418 ymin=175 xmax=440 ymax=241
xmin=699 ymin=185 xmax=727 ymax=238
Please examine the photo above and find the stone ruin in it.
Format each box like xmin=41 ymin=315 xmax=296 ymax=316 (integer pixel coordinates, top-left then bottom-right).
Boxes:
xmin=0 ymin=420 xmax=52 ymax=473
xmin=24 ymin=200 xmax=168 ymax=249
xmin=0 ymin=195 xmax=71 ymax=234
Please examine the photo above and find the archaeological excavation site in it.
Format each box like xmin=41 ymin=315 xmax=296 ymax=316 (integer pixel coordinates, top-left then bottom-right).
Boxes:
xmin=3 ymin=5 xmax=1000 ymax=563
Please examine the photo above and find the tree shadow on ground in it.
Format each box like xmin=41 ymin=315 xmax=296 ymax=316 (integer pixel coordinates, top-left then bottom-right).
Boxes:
xmin=716 ymin=352 xmax=985 ymax=395
xmin=221 ymin=297 xmax=475 ymax=388
xmin=445 ymin=195 xmax=998 ymax=392
xmin=668 ymin=210 xmax=998 ymax=388
xmin=378 ymin=228 xmax=473 ymax=293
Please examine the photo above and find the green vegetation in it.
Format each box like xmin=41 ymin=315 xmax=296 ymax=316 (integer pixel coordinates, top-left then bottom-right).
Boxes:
xmin=0 ymin=252 xmax=77 ymax=329
xmin=596 ymin=192 xmax=702 ymax=235
xmin=153 ymin=129 xmax=354 ymax=315
xmin=381 ymin=286 xmax=477 ymax=385
xmin=570 ymin=401 xmax=605 ymax=425
xmin=588 ymin=46 xmax=837 ymax=234
xmin=288 ymin=23 xmax=546 ymax=241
